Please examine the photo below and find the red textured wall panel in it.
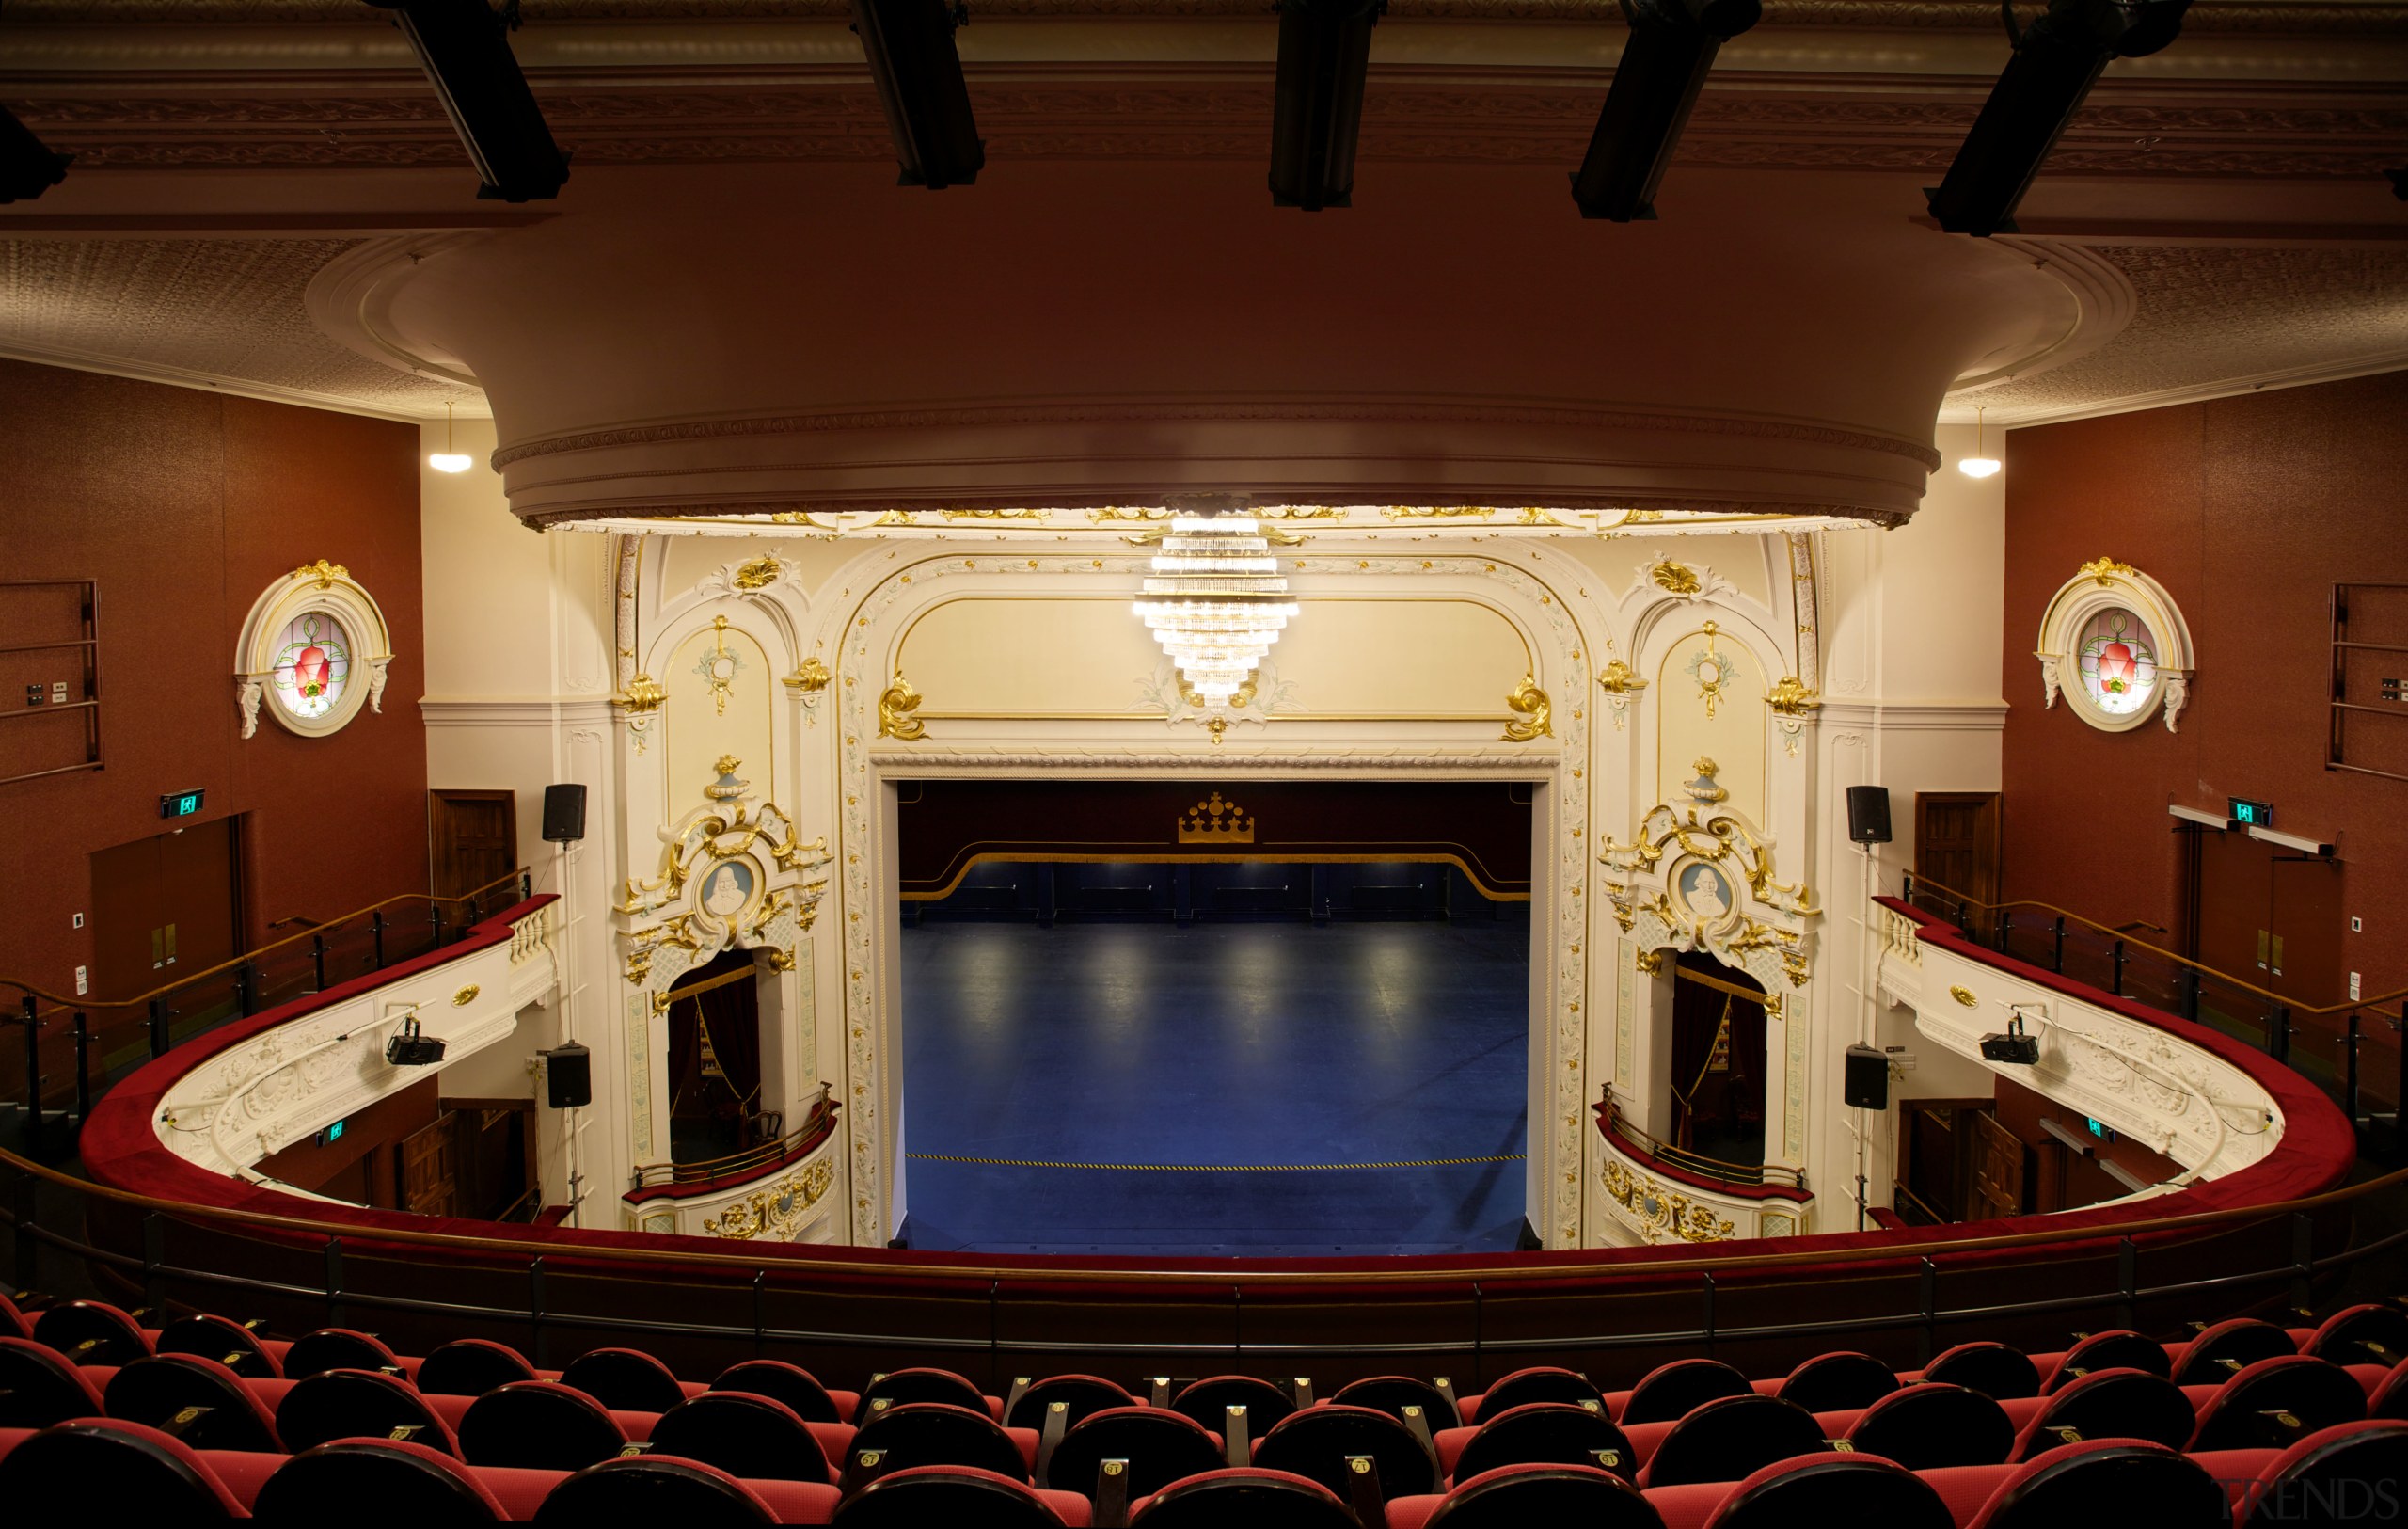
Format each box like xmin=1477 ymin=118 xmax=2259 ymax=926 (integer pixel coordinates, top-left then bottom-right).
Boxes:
xmin=0 ymin=359 xmax=427 ymax=997
xmin=2002 ymin=370 xmax=2408 ymax=1003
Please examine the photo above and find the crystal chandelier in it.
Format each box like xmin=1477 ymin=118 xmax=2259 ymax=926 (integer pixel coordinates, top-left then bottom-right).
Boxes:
xmin=1133 ymin=513 xmax=1299 ymax=706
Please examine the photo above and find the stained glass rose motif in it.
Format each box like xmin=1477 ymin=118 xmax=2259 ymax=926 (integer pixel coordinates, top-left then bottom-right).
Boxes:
xmin=270 ymin=612 xmax=351 ymax=720
xmin=2076 ymin=607 xmax=2157 ymax=716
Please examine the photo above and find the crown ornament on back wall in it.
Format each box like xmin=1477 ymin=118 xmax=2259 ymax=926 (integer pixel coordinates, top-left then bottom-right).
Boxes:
xmin=1178 ymin=791 xmax=1256 ymax=844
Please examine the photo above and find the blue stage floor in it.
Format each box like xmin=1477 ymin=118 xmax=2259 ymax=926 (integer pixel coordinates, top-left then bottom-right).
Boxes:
xmin=896 ymin=920 xmax=1531 ymax=1257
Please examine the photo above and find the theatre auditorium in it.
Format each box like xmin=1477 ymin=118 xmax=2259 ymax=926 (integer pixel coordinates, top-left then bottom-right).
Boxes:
xmin=1 ymin=0 xmax=2406 ymax=1520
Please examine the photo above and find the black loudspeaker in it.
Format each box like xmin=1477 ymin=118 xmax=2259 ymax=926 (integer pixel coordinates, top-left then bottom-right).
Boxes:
xmin=545 ymin=1043 xmax=592 ymax=1109
xmin=1844 ymin=1044 xmax=1891 ymax=1109
xmin=542 ymin=784 xmax=588 ymax=843
xmin=1846 ymin=785 xmax=1893 ymax=845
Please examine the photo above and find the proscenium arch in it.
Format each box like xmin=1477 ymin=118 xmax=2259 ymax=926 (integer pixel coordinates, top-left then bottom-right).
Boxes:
xmin=823 ymin=546 xmax=1599 ymax=1249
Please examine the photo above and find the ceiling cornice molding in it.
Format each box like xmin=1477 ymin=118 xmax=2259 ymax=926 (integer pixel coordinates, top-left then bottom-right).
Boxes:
xmin=0 ymin=339 xmax=452 ymax=421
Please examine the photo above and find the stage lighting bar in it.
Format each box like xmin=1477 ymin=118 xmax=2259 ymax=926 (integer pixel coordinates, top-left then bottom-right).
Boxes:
xmin=1268 ymin=0 xmax=1385 ymax=211
xmin=0 ymin=105 xmax=71 ymax=204
xmin=851 ymin=0 xmax=986 ymax=189
xmin=364 ymin=0 xmax=569 ymax=203
xmin=1925 ymin=0 xmax=2192 ymax=237
xmin=1572 ymin=0 xmax=1760 ymax=222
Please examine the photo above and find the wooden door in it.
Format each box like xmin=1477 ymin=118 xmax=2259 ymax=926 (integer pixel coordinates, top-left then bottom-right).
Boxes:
xmin=2268 ymin=855 xmax=2344 ymax=1007
xmin=2195 ymin=830 xmax=2274 ymax=986
xmin=87 ymin=820 xmax=242 ymax=1001
xmin=430 ymin=789 xmax=516 ymax=901
xmin=397 ymin=1116 xmax=459 ymax=1218
xmin=88 ymin=834 xmax=164 ymax=1001
xmin=1913 ymin=792 xmax=2001 ymax=907
xmin=1968 ymin=1109 xmax=2024 ymax=1220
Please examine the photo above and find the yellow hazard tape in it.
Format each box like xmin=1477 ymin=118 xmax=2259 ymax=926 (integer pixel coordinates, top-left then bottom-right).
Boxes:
xmin=905 ymin=1152 xmax=1527 ymax=1173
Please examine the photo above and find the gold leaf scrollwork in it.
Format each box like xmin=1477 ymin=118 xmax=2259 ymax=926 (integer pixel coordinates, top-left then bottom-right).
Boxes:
xmin=291 ymin=559 xmax=350 ymax=589
xmin=733 ymin=554 xmax=781 ymax=590
xmin=784 ymin=658 xmax=832 ymax=693
xmin=1764 ymin=676 xmax=1821 ymax=718
xmin=878 ymin=674 xmax=927 ymax=741
xmin=1950 ymin=984 xmax=1980 ymax=1008
xmin=704 ymin=1158 xmax=836 ymax=1241
xmin=616 ymin=673 xmax=666 ymax=715
xmin=766 ymin=948 xmax=798 ymax=972
xmin=1601 ymin=1160 xmax=1736 ymax=1244
xmin=1650 ymin=559 xmax=1702 ymax=596
xmin=2080 ymin=555 xmax=2137 ymax=586
xmin=1502 ymin=674 xmax=1553 ymax=742
xmin=1634 ymin=948 xmax=1664 ymax=975
xmin=452 ymin=985 xmax=479 ymax=1006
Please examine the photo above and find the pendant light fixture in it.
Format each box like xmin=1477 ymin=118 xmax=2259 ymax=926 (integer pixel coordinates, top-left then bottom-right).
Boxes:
xmin=1133 ymin=512 xmax=1298 ymax=707
xmin=1957 ymin=406 xmax=2002 ymax=480
xmin=430 ymin=400 xmax=473 ymax=474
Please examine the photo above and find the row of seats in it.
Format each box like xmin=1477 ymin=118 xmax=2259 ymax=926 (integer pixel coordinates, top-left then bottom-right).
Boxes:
xmin=2 ymin=1414 xmax=2402 ymax=1526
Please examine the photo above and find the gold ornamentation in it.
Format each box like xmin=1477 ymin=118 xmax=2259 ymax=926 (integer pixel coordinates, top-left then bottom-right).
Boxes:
xmin=626 ymin=948 xmax=653 ymax=986
xmin=452 ymin=984 xmax=479 ymax=1006
xmin=1502 ymin=674 xmax=1553 ymax=741
xmin=1601 ymin=1160 xmax=1735 ymax=1244
xmin=696 ymin=615 xmax=741 ymax=716
xmin=941 ymin=507 xmax=1048 ymax=521
xmin=1687 ymin=622 xmax=1735 ymax=718
xmin=1257 ymin=506 xmax=1344 ymax=520
xmin=705 ymin=757 xmax=748 ymax=801
xmin=732 ymin=554 xmax=781 ymax=590
xmin=1634 ymin=948 xmax=1664 ymax=975
xmin=704 ymin=1157 xmax=836 ymax=1240
xmin=784 ymin=657 xmax=831 ymax=693
xmin=1684 ymin=757 xmax=1731 ymax=804
xmin=2080 ymin=556 xmax=2137 ymax=585
xmin=766 ymin=948 xmax=798 ymax=972
xmin=1175 ymin=671 xmax=1259 ymax=711
xmin=616 ymin=672 xmax=666 ymax=714
xmin=1088 ymin=507 xmax=1172 ymax=523
xmin=1650 ymin=559 xmax=1702 ymax=596
xmin=877 ymin=675 xmax=927 ymax=741
xmin=1596 ymin=659 xmax=1650 ymax=732
xmin=1764 ymin=675 xmax=1821 ymax=757
xmin=1178 ymin=791 xmax=1255 ymax=844
xmin=1380 ymin=506 xmax=1496 ymax=520
xmin=291 ymin=559 xmax=350 ymax=589
xmin=1950 ymin=984 xmax=1980 ymax=1008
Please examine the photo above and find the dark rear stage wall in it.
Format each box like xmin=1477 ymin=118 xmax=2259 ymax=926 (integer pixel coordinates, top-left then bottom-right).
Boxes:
xmin=895 ymin=780 xmax=1534 ymax=900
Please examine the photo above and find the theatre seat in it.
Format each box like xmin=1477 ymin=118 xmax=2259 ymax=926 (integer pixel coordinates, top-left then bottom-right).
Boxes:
xmin=2038 ymin=1331 xmax=2173 ymax=1393
xmin=276 ymin=1367 xmax=459 ymax=1455
xmin=1921 ymin=1342 xmax=2042 ymax=1401
xmin=1335 ymin=1377 xmax=1462 ymax=1430
xmin=457 ymin=1380 xmax=630 ymax=1471
xmin=103 ymin=1353 xmax=283 ymax=1452
xmin=1445 ymin=1400 xmax=1633 ymax=1483
xmin=0 ymin=1336 xmax=108 ymax=1427
xmin=648 ymin=1391 xmax=836 ymax=1484
xmin=1251 ymin=1403 xmax=1439 ymax=1503
xmin=0 ymin=1418 xmax=251 ymax=1518
xmin=1006 ymin=1373 xmax=1135 ymax=1431
xmin=256 ymin=1439 xmax=506 ymax=1523
xmin=843 ymin=1400 xmax=1034 ymax=1489
xmin=1636 ymin=1394 xmax=1829 ymax=1489
xmin=1043 ymin=1405 xmax=1223 ymax=1498
xmin=2172 ymin=1320 xmax=2298 ymax=1387
xmin=859 ymin=1366 xmax=992 ymax=1417
xmin=0 ymin=1292 xmax=30 ymax=1341
xmin=2304 ymin=1305 xmax=2408 ymax=1370
xmin=156 ymin=1315 xmax=278 ymax=1380
xmin=1703 ymin=1453 xmax=1954 ymax=1529
xmin=1619 ymin=1359 xmax=1753 ymax=1425
xmin=2012 ymin=1368 xmax=2197 ymax=1459
xmin=1775 ymin=1351 xmax=1899 ymax=1414
xmin=1967 ymin=1439 xmax=2230 ymax=1529
xmin=559 ymin=1346 xmax=693 ymax=1412
xmin=2236 ymin=1420 xmax=2408 ymax=1528
xmin=1391 ymin=1461 xmax=1663 ymax=1529
xmin=1841 ymin=1381 xmax=2015 ymax=1469
xmin=416 ymin=1339 xmax=539 ymax=1398
xmin=2373 ymin=1362 xmax=2408 ymax=1422
xmin=2187 ymin=1356 xmax=2369 ymax=1452
xmin=282 ymin=1329 xmax=403 ymax=1380
xmin=713 ymin=1359 xmax=853 ymax=1424
xmin=1128 ymin=1466 xmax=1356 ymax=1528
xmin=1172 ymin=1376 xmax=1297 ymax=1433
xmin=1463 ymin=1366 xmax=1603 ymax=1422
xmin=834 ymin=1462 xmax=1086 ymax=1526
xmin=532 ymin=1455 xmax=788 ymax=1524
xmin=32 ymin=1300 xmax=151 ymax=1366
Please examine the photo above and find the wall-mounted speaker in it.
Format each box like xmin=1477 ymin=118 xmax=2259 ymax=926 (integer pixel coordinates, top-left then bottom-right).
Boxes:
xmin=1844 ymin=1043 xmax=1890 ymax=1109
xmin=542 ymin=783 xmax=588 ymax=843
xmin=544 ymin=1042 xmax=592 ymax=1109
xmin=1846 ymin=785 xmax=1893 ymax=845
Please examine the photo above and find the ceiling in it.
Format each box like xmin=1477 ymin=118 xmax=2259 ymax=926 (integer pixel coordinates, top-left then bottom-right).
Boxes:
xmin=0 ymin=0 xmax=2402 ymax=518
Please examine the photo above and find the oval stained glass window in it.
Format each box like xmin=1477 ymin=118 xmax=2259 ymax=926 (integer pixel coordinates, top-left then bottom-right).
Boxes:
xmin=270 ymin=611 xmax=352 ymax=720
xmin=2075 ymin=606 xmax=2158 ymax=717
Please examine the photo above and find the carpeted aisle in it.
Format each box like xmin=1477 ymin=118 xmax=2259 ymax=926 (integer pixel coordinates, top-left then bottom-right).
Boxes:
xmin=896 ymin=919 xmax=1531 ymax=1256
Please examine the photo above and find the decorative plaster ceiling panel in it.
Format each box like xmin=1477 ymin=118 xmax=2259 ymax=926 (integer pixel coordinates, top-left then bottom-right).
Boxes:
xmin=0 ymin=238 xmax=480 ymax=416
xmin=1954 ymin=245 xmax=2408 ymax=421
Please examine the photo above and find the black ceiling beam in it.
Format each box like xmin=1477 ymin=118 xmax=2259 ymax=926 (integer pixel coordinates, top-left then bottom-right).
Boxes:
xmin=0 ymin=104 xmax=71 ymax=204
xmin=1269 ymin=0 xmax=1385 ymax=211
xmin=363 ymin=0 xmax=569 ymax=203
xmin=851 ymin=0 xmax=985 ymax=189
xmin=1572 ymin=0 xmax=1760 ymax=222
xmin=1925 ymin=0 xmax=2192 ymax=236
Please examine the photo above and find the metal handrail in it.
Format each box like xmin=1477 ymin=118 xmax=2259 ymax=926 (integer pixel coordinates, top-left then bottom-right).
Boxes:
xmin=0 ymin=868 xmax=534 ymax=1017
xmin=1598 ymin=1097 xmax=1807 ymax=1191
xmin=629 ymin=1085 xmax=838 ymax=1190
xmin=1899 ymin=873 xmax=2408 ymax=1018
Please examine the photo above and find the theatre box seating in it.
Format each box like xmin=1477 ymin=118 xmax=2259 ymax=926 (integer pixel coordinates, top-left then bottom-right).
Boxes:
xmin=1 ymin=1286 xmax=2404 ymax=1523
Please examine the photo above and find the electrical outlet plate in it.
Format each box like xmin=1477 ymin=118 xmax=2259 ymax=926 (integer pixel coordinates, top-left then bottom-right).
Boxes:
xmin=74 ymin=965 xmax=87 ymax=995
xmin=71 ymin=912 xmax=83 ymax=929
xmin=2351 ymin=972 xmax=2363 ymax=1001
xmin=2352 ymin=916 xmax=2364 ymax=932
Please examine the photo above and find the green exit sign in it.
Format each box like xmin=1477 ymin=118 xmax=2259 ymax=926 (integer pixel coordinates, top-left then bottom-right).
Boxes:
xmin=2230 ymin=797 xmax=2273 ymax=827
xmin=159 ymin=788 xmax=205 ymax=820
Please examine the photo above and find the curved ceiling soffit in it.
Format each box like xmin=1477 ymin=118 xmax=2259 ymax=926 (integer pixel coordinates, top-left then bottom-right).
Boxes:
xmin=1941 ymin=240 xmax=2140 ymax=404
xmin=304 ymin=233 xmax=490 ymax=406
